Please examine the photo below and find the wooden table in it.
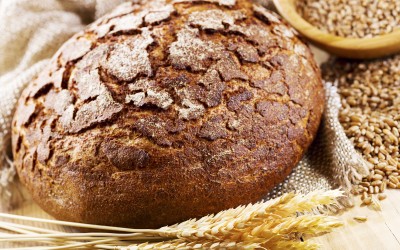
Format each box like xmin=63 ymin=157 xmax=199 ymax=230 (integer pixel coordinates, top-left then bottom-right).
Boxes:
xmin=313 ymin=189 xmax=400 ymax=249
xmin=2 ymin=189 xmax=399 ymax=249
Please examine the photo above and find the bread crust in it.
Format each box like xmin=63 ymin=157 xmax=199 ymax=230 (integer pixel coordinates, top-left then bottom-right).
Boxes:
xmin=11 ymin=0 xmax=324 ymax=228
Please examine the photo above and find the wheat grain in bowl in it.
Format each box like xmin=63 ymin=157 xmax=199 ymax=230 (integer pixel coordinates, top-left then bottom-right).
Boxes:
xmin=322 ymin=54 xmax=400 ymax=205
xmin=296 ymin=0 xmax=400 ymax=38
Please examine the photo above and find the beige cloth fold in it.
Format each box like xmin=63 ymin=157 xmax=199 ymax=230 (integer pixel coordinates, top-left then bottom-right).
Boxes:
xmin=0 ymin=0 xmax=369 ymax=212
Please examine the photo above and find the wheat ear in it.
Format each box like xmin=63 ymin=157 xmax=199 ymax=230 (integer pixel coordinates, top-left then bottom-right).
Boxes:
xmin=159 ymin=190 xmax=343 ymax=240
xmin=0 ymin=190 xmax=344 ymax=249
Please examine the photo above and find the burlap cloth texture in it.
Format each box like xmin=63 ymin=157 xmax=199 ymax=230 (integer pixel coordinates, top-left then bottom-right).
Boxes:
xmin=0 ymin=0 xmax=369 ymax=213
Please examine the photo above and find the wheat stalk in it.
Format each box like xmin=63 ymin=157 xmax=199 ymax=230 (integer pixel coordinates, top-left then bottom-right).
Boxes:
xmin=121 ymin=239 xmax=264 ymax=250
xmin=159 ymin=190 xmax=343 ymax=240
xmin=125 ymin=190 xmax=344 ymax=249
xmin=270 ymin=215 xmax=343 ymax=235
xmin=0 ymin=190 xmax=344 ymax=249
xmin=0 ymin=212 xmax=163 ymax=233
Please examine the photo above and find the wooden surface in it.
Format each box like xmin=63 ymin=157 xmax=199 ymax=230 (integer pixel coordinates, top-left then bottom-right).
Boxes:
xmin=2 ymin=189 xmax=400 ymax=249
xmin=273 ymin=0 xmax=400 ymax=59
xmin=312 ymin=189 xmax=400 ymax=249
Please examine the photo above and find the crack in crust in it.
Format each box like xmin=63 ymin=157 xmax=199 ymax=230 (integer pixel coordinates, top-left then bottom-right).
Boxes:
xmin=11 ymin=0 xmax=324 ymax=229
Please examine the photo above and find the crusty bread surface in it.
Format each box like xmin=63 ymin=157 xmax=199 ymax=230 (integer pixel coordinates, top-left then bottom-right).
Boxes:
xmin=12 ymin=0 xmax=324 ymax=228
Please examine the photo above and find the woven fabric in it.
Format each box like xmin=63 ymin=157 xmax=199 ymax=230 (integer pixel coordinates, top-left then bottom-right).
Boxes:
xmin=0 ymin=0 xmax=369 ymax=211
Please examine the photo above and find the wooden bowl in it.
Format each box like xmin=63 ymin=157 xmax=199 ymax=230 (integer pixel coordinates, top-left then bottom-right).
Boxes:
xmin=273 ymin=0 xmax=400 ymax=59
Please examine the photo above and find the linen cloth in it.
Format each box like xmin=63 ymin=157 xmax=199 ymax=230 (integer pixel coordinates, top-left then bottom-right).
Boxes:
xmin=0 ymin=0 xmax=369 ymax=212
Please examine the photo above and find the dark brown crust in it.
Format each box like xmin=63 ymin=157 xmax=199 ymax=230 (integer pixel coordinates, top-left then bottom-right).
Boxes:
xmin=11 ymin=0 xmax=324 ymax=228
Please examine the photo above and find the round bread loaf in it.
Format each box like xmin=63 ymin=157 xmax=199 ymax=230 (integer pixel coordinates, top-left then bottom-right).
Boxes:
xmin=12 ymin=0 xmax=324 ymax=228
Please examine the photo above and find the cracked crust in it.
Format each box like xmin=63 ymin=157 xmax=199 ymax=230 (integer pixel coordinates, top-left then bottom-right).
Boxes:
xmin=11 ymin=0 xmax=324 ymax=228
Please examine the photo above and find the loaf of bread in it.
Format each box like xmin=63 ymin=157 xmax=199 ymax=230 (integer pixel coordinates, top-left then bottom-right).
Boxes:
xmin=12 ymin=0 xmax=324 ymax=228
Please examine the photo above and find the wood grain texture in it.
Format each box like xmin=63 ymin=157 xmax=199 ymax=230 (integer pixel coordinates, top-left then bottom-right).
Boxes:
xmin=1 ymin=189 xmax=400 ymax=248
xmin=273 ymin=0 xmax=400 ymax=59
xmin=311 ymin=189 xmax=400 ymax=249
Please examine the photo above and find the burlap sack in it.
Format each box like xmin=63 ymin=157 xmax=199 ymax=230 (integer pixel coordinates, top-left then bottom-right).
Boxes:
xmin=0 ymin=0 xmax=369 ymax=213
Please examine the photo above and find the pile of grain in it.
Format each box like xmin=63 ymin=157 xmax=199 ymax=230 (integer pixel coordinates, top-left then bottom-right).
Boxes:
xmin=322 ymin=54 xmax=400 ymax=205
xmin=296 ymin=0 xmax=400 ymax=38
